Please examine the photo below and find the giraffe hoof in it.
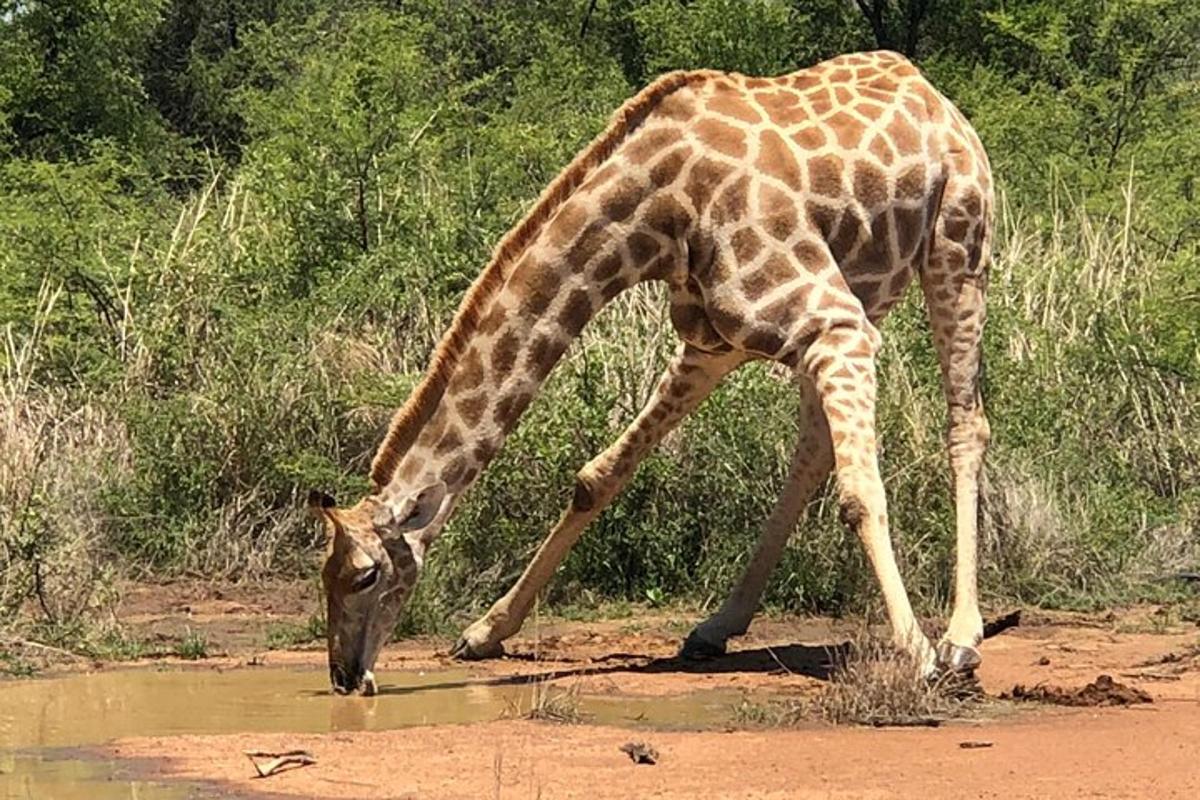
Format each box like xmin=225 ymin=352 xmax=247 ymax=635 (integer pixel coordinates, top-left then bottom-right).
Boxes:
xmin=679 ymin=629 xmax=727 ymax=661
xmin=449 ymin=636 xmax=505 ymax=661
xmin=935 ymin=641 xmax=982 ymax=674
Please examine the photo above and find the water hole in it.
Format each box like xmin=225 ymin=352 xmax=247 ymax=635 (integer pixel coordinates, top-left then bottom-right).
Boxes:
xmin=0 ymin=665 xmax=740 ymax=798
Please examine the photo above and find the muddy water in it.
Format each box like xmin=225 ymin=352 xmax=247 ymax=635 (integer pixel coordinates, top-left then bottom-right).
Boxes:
xmin=0 ymin=666 xmax=738 ymax=798
xmin=1 ymin=752 xmax=192 ymax=799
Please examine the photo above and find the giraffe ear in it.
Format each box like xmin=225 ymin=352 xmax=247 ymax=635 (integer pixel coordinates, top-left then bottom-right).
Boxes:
xmin=308 ymin=492 xmax=341 ymax=541
xmin=307 ymin=490 xmax=338 ymax=517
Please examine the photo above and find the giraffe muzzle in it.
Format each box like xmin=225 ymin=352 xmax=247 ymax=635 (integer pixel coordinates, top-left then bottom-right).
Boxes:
xmin=330 ymin=663 xmax=379 ymax=696
xmin=329 ymin=663 xmax=355 ymax=695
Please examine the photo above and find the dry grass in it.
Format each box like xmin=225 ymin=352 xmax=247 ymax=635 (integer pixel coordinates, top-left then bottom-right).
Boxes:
xmin=811 ymin=636 xmax=981 ymax=727
xmin=982 ymin=470 xmax=1094 ymax=595
xmin=736 ymin=632 xmax=983 ymax=728
xmin=0 ymin=283 xmax=128 ymax=627
xmin=503 ymin=677 xmax=586 ymax=724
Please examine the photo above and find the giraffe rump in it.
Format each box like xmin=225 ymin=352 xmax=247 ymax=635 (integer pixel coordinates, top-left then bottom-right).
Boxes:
xmin=369 ymin=70 xmax=712 ymax=490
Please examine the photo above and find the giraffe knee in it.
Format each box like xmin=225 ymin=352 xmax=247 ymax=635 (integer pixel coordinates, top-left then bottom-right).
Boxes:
xmin=572 ymin=475 xmax=596 ymax=512
xmin=838 ymin=494 xmax=869 ymax=533
xmin=572 ymin=462 xmax=612 ymax=512
xmin=836 ymin=475 xmax=886 ymax=541
xmin=948 ymin=407 xmax=990 ymax=468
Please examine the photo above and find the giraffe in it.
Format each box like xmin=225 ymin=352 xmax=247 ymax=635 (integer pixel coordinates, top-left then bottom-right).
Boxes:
xmin=309 ymin=50 xmax=993 ymax=696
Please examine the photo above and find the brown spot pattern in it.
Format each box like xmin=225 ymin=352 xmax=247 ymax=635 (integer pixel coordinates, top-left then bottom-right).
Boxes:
xmin=854 ymin=161 xmax=888 ymax=208
xmin=644 ymin=194 xmax=688 ymax=239
xmin=601 ymin=179 xmax=641 ymax=222
xmin=731 ymin=227 xmax=763 ymax=262
xmin=650 ymin=147 xmax=689 ymax=186
xmin=829 ymin=111 xmax=867 ymax=149
xmin=708 ymin=92 xmax=762 ymax=124
xmin=896 ymin=164 xmax=926 ymax=199
xmin=567 ymin=222 xmax=611 ymax=270
xmin=694 ymin=117 xmax=747 ymax=159
xmin=684 ymin=157 xmax=734 ymax=213
xmin=809 ymin=154 xmax=844 ymax=198
xmin=791 ymin=126 xmax=825 ymax=150
xmin=758 ymin=184 xmax=798 ymax=241
xmin=492 ymin=331 xmax=520 ymax=377
xmin=757 ymin=130 xmax=803 ymax=190
xmin=558 ymin=289 xmax=593 ymax=335
xmin=887 ymin=114 xmax=921 ymax=155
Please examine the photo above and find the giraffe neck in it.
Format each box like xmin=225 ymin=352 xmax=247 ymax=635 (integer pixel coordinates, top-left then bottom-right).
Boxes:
xmin=382 ymin=177 xmax=683 ymax=506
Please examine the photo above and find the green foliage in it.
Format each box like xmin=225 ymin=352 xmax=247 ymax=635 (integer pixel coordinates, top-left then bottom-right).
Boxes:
xmin=934 ymin=0 xmax=1200 ymax=239
xmin=173 ymin=630 xmax=210 ymax=660
xmin=0 ymin=0 xmax=173 ymax=158
xmin=632 ymin=0 xmax=809 ymax=75
xmin=264 ymin=613 xmax=326 ymax=649
xmin=0 ymin=653 xmax=38 ymax=677
xmin=0 ymin=0 xmax=1197 ymax=638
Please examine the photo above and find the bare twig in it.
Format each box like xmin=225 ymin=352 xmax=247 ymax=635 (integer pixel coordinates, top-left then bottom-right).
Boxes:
xmin=0 ymin=637 xmax=88 ymax=661
xmin=245 ymin=749 xmax=317 ymax=778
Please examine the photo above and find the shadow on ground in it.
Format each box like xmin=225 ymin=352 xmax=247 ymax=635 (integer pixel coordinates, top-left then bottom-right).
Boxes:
xmin=375 ymin=640 xmax=851 ymax=697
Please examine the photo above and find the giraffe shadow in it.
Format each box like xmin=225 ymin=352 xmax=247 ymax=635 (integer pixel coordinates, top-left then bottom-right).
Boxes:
xmin=374 ymin=640 xmax=850 ymax=697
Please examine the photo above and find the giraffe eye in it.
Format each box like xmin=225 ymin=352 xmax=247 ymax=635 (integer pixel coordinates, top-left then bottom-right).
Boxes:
xmin=351 ymin=564 xmax=380 ymax=593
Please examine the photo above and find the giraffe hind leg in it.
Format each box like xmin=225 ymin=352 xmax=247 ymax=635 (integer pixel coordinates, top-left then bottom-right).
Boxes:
xmin=680 ymin=373 xmax=832 ymax=658
xmin=803 ymin=323 xmax=937 ymax=675
xmin=922 ymin=173 xmax=992 ymax=673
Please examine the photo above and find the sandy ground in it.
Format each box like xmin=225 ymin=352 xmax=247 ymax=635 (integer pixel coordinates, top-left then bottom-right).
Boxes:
xmin=85 ymin=583 xmax=1200 ymax=800
xmin=110 ymin=705 xmax=1200 ymax=800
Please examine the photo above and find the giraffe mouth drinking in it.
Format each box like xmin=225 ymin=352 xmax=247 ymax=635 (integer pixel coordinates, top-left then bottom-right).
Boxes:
xmin=311 ymin=488 xmax=439 ymax=695
xmin=311 ymin=50 xmax=995 ymax=694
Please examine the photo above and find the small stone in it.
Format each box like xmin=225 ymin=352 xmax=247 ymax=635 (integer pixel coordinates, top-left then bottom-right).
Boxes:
xmin=619 ymin=741 xmax=659 ymax=765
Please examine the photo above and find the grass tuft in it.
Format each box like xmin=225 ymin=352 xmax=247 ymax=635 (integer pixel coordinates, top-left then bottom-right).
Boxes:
xmin=173 ymin=630 xmax=210 ymax=660
xmin=265 ymin=615 xmax=326 ymax=650
xmin=810 ymin=637 xmax=980 ymax=727
xmin=736 ymin=633 xmax=983 ymax=728
xmin=504 ymin=678 xmax=585 ymax=724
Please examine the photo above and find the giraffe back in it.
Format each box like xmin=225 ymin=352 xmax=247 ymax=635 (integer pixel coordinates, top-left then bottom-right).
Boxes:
xmin=603 ymin=50 xmax=993 ymax=360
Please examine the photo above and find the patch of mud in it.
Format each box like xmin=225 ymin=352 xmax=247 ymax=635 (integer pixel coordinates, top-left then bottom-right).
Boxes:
xmin=1001 ymin=674 xmax=1152 ymax=706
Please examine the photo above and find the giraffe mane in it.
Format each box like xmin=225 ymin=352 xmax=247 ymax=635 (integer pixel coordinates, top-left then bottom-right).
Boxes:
xmin=369 ymin=69 xmax=713 ymax=491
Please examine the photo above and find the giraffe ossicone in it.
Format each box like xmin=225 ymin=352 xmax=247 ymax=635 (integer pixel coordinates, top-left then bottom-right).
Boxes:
xmin=311 ymin=50 xmax=993 ymax=695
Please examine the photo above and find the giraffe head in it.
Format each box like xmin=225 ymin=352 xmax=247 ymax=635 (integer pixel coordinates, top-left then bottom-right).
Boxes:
xmin=307 ymin=483 xmax=447 ymax=695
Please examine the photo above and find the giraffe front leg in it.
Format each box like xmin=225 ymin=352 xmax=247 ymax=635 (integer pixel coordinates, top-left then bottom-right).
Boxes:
xmin=681 ymin=374 xmax=832 ymax=658
xmin=451 ymin=344 xmax=744 ymax=660
xmin=805 ymin=325 xmax=937 ymax=676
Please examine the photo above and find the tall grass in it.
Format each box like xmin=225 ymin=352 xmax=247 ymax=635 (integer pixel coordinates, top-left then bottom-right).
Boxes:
xmin=0 ymin=283 xmax=126 ymax=625
xmin=1 ymin=173 xmax=1196 ymax=637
